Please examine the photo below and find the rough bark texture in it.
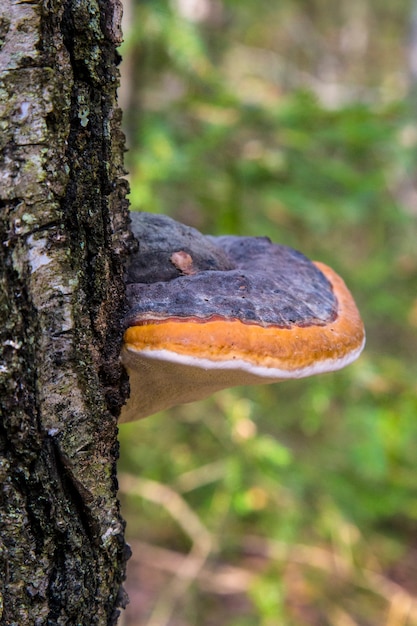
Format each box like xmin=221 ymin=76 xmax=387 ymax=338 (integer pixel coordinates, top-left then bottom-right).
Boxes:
xmin=0 ymin=0 xmax=134 ymax=623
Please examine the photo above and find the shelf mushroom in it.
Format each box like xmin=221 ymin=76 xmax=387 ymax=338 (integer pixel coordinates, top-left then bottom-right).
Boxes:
xmin=120 ymin=213 xmax=365 ymax=422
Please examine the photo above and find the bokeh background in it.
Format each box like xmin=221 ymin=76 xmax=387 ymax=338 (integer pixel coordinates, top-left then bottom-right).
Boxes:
xmin=117 ymin=1 xmax=417 ymax=624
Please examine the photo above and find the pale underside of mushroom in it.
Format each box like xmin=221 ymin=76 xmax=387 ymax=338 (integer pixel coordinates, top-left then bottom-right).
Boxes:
xmin=120 ymin=213 xmax=365 ymax=422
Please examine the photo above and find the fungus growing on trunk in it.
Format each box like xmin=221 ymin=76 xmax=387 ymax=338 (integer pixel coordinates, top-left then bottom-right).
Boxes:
xmin=120 ymin=213 xmax=365 ymax=422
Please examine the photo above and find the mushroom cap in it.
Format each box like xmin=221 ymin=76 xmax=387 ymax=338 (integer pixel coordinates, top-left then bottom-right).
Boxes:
xmin=120 ymin=213 xmax=365 ymax=422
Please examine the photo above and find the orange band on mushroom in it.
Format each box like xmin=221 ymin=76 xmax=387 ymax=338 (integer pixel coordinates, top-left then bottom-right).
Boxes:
xmin=124 ymin=263 xmax=364 ymax=372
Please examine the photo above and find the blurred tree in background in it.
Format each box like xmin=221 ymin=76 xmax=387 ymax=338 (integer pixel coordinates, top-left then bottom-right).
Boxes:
xmin=118 ymin=1 xmax=417 ymax=625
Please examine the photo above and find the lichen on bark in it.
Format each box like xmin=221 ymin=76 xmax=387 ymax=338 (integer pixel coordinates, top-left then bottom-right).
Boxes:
xmin=0 ymin=0 xmax=133 ymax=623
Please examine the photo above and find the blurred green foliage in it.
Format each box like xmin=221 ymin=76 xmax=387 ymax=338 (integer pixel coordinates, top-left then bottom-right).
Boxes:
xmin=119 ymin=1 xmax=417 ymax=624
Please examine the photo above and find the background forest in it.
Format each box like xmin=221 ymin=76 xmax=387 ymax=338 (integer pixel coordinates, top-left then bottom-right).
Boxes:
xmin=118 ymin=1 xmax=417 ymax=625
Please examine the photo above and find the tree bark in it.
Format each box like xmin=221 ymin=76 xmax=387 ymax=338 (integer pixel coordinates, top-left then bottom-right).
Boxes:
xmin=0 ymin=0 xmax=134 ymax=623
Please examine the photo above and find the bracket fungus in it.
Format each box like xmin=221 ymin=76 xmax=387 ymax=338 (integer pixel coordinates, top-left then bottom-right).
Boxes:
xmin=120 ymin=213 xmax=365 ymax=422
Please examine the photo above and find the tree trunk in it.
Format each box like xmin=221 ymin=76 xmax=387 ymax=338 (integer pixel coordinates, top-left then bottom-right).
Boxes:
xmin=0 ymin=0 xmax=134 ymax=623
